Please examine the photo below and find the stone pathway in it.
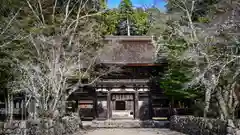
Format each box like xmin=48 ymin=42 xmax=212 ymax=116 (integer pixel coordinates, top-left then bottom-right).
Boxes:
xmin=81 ymin=128 xmax=185 ymax=135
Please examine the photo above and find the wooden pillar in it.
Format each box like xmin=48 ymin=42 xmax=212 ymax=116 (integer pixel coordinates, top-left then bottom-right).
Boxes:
xmin=94 ymin=92 xmax=98 ymax=119
xmin=107 ymin=90 xmax=111 ymax=119
xmin=22 ymin=97 xmax=26 ymax=120
xmin=75 ymin=100 xmax=78 ymax=112
xmin=148 ymin=91 xmax=153 ymax=120
xmin=135 ymin=90 xmax=139 ymax=119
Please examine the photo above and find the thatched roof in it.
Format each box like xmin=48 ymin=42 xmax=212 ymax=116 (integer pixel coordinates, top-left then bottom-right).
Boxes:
xmin=98 ymin=36 xmax=156 ymax=64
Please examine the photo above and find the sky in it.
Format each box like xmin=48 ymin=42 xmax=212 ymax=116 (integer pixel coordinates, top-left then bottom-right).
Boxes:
xmin=107 ymin=0 xmax=166 ymax=10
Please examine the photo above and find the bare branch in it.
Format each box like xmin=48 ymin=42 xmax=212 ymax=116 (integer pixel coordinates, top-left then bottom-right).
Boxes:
xmin=0 ymin=8 xmax=21 ymax=35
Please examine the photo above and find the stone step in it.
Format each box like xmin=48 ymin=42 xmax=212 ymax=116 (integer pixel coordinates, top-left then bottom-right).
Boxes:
xmin=89 ymin=120 xmax=169 ymax=128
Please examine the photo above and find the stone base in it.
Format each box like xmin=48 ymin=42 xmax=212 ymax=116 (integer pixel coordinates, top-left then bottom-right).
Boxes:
xmin=89 ymin=119 xmax=169 ymax=128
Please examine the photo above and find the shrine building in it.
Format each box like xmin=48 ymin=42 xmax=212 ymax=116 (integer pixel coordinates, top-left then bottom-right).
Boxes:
xmin=67 ymin=36 xmax=172 ymax=120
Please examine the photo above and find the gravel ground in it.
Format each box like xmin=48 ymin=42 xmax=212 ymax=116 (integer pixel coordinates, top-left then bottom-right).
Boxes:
xmin=81 ymin=128 xmax=185 ymax=135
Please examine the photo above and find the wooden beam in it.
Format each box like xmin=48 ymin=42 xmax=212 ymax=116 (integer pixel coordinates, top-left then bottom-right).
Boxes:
xmin=104 ymin=35 xmax=152 ymax=41
xmin=126 ymin=63 xmax=161 ymax=66
xmin=99 ymin=63 xmax=161 ymax=66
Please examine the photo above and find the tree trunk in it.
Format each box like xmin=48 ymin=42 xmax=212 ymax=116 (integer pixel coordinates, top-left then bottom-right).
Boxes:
xmin=127 ymin=17 xmax=130 ymax=36
xmin=7 ymin=94 xmax=13 ymax=122
xmin=10 ymin=97 xmax=13 ymax=121
xmin=59 ymin=100 xmax=66 ymax=117
xmin=219 ymin=106 xmax=225 ymax=120
xmin=231 ymin=82 xmax=239 ymax=120
xmin=204 ymin=88 xmax=211 ymax=117
xmin=216 ymin=90 xmax=229 ymax=119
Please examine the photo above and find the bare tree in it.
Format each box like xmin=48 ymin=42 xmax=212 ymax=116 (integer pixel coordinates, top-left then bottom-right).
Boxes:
xmin=4 ymin=0 xmax=120 ymax=120
xmin=156 ymin=0 xmax=240 ymax=119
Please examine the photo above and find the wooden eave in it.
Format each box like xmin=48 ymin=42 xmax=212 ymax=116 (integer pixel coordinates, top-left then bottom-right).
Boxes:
xmin=125 ymin=63 xmax=161 ymax=66
xmin=104 ymin=35 xmax=153 ymax=41
xmin=95 ymin=79 xmax=149 ymax=86
xmin=100 ymin=62 xmax=161 ymax=66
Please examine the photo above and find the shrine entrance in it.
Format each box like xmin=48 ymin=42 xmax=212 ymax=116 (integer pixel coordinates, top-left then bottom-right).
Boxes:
xmin=95 ymin=79 xmax=151 ymax=120
xmin=111 ymin=93 xmax=135 ymax=119
xmin=115 ymin=101 xmax=125 ymax=110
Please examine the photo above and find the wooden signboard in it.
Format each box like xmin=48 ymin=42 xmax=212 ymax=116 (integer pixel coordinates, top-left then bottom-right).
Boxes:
xmin=79 ymin=104 xmax=93 ymax=109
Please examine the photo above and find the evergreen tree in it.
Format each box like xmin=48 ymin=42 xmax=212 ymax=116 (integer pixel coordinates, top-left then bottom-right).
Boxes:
xmin=107 ymin=0 xmax=150 ymax=36
xmin=116 ymin=0 xmax=134 ymax=35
